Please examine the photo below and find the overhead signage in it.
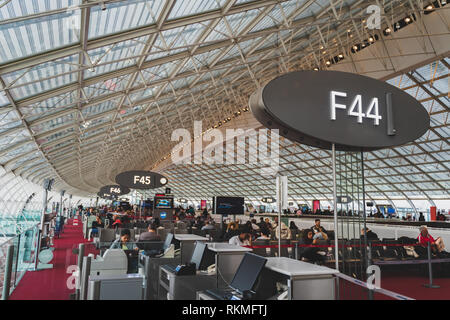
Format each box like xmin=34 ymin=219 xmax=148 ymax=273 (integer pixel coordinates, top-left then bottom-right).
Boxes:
xmin=99 ymin=185 xmax=130 ymax=196
xmin=97 ymin=192 xmax=117 ymax=200
xmin=261 ymin=197 xmax=275 ymax=203
xmin=337 ymin=196 xmax=353 ymax=204
xmin=249 ymin=70 xmax=430 ymax=151
xmin=115 ymin=171 xmax=168 ymax=190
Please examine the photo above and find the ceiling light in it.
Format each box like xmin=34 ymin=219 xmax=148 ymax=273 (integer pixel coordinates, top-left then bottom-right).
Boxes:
xmin=442 ymin=0 xmax=447 ymax=5
xmin=338 ymin=54 xmax=344 ymax=59
xmin=349 ymin=34 xmax=353 ymax=38
xmin=369 ymin=37 xmax=374 ymax=42
xmin=395 ymin=22 xmax=401 ymax=29
xmin=405 ymin=17 xmax=411 ymax=23
xmin=320 ymin=46 xmax=324 ymax=50
xmin=322 ymin=51 xmax=326 ymax=54
xmin=385 ymin=27 xmax=392 ymax=34
xmin=426 ymin=5 xmax=433 ymax=10
xmin=326 ymin=61 xmax=331 ymax=66
xmin=313 ymin=67 xmax=319 ymax=71
xmin=353 ymin=45 xmax=358 ymax=51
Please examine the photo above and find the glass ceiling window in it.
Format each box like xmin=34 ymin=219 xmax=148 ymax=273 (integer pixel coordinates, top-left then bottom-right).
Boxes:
xmin=4 ymin=54 xmax=79 ymax=100
xmin=88 ymin=0 xmax=164 ymax=39
xmin=0 ymin=8 xmax=80 ymax=63
xmin=0 ymin=0 xmax=446 ymax=203
xmin=167 ymin=0 xmax=225 ymax=20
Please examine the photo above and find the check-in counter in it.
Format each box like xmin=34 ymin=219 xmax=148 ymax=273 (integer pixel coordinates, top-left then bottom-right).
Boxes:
xmin=261 ymin=257 xmax=339 ymax=300
xmin=206 ymin=243 xmax=252 ymax=288
xmin=174 ymin=234 xmax=208 ymax=264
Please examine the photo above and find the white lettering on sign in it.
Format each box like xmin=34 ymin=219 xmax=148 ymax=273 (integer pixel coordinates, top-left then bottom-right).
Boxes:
xmin=133 ymin=176 xmax=151 ymax=185
xmin=330 ymin=91 xmax=382 ymax=125
xmin=110 ymin=187 xmax=121 ymax=194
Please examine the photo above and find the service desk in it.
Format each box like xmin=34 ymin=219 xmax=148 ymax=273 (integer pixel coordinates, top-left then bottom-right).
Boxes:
xmin=263 ymin=257 xmax=339 ymax=300
xmin=159 ymin=265 xmax=216 ymax=300
xmin=174 ymin=234 xmax=208 ymax=264
xmin=206 ymin=243 xmax=252 ymax=288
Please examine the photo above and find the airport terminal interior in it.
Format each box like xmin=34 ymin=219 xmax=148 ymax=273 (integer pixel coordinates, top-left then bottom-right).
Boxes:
xmin=0 ymin=0 xmax=449 ymax=302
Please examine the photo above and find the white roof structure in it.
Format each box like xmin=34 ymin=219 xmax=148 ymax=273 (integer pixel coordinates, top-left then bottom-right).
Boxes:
xmin=0 ymin=0 xmax=448 ymax=227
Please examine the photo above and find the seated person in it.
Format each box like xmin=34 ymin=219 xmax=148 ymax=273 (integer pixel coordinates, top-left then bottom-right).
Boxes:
xmin=229 ymin=232 xmax=252 ymax=247
xmin=360 ymin=227 xmax=378 ymax=240
xmin=91 ymin=215 xmax=104 ymax=238
xmin=311 ymin=219 xmax=328 ymax=240
xmin=290 ymin=221 xmax=299 ymax=231
xmin=256 ymin=229 xmax=271 ymax=240
xmin=109 ymin=229 xmax=138 ymax=251
xmin=417 ymin=226 xmax=445 ymax=254
xmin=137 ymin=223 xmax=163 ymax=256
xmin=138 ymin=223 xmax=161 ymax=242
xmin=299 ymin=229 xmax=325 ymax=263
xmin=224 ymin=222 xmax=240 ymax=240
xmin=273 ymin=218 xmax=291 ymax=240
xmin=201 ymin=220 xmax=215 ymax=231
xmin=251 ymin=219 xmax=261 ymax=231
xmin=111 ymin=215 xmax=122 ymax=229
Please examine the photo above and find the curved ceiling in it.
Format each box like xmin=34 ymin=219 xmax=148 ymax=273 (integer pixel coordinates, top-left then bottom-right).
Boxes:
xmin=0 ymin=0 xmax=448 ymax=202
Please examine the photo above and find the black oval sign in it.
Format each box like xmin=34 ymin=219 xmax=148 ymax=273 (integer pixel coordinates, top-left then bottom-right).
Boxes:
xmin=249 ymin=70 xmax=430 ymax=151
xmin=99 ymin=185 xmax=130 ymax=196
xmin=115 ymin=171 xmax=168 ymax=190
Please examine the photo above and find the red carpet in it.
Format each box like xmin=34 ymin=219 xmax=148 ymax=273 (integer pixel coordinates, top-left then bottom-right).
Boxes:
xmin=381 ymin=272 xmax=450 ymax=300
xmin=9 ymin=219 xmax=91 ymax=300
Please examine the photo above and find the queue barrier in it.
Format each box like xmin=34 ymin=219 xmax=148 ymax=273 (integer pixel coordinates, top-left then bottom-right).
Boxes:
xmin=245 ymin=241 xmax=449 ymax=291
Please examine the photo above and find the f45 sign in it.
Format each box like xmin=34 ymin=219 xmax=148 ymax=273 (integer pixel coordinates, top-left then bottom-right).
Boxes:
xmin=134 ymin=176 xmax=151 ymax=185
xmin=331 ymin=91 xmax=382 ymax=125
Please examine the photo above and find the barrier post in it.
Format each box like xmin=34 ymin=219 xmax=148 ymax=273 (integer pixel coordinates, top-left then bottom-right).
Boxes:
xmin=75 ymin=243 xmax=85 ymax=299
xmin=1 ymin=244 xmax=15 ymax=300
xmin=423 ymin=242 xmax=440 ymax=288
xmin=367 ymin=243 xmax=374 ymax=300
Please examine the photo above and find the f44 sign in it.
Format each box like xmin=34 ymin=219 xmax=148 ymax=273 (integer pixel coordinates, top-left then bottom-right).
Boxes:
xmin=330 ymin=91 xmax=382 ymax=125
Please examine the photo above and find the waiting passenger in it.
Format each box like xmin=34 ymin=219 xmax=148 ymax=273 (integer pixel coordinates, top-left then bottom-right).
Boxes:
xmin=417 ymin=226 xmax=445 ymax=254
xmin=311 ymin=219 xmax=328 ymax=238
xmin=251 ymin=219 xmax=260 ymax=231
xmin=273 ymin=218 xmax=291 ymax=240
xmin=90 ymin=216 xmax=104 ymax=239
xmin=139 ymin=223 xmax=162 ymax=242
xmin=418 ymin=212 xmax=426 ymax=222
xmin=109 ymin=229 xmax=137 ymax=251
xmin=228 ymin=232 xmax=252 ymax=247
xmin=201 ymin=220 xmax=215 ymax=231
xmin=111 ymin=215 xmax=122 ymax=229
xmin=360 ymin=227 xmax=378 ymax=240
xmin=299 ymin=229 xmax=325 ymax=263
xmin=289 ymin=221 xmax=299 ymax=231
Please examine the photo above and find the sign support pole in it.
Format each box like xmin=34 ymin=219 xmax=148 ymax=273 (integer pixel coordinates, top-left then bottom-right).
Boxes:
xmin=332 ymin=143 xmax=340 ymax=299
xmin=332 ymin=144 xmax=339 ymax=271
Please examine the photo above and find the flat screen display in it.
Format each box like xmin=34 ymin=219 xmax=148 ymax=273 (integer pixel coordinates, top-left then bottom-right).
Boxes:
xmin=189 ymin=241 xmax=214 ymax=270
xmin=155 ymin=197 xmax=173 ymax=209
xmin=200 ymin=200 xmax=207 ymax=210
xmin=214 ymin=197 xmax=244 ymax=215
xmin=230 ymin=253 xmax=267 ymax=293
